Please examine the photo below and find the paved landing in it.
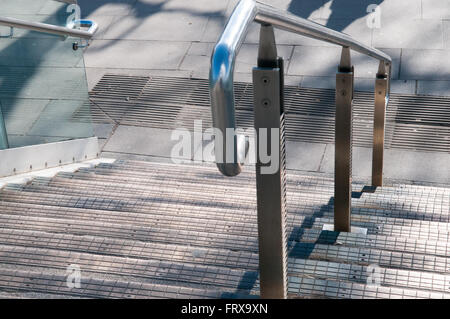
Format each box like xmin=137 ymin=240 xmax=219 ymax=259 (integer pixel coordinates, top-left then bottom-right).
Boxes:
xmin=76 ymin=0 xmax=450 ymax=96
xmin=85 ymin=74 xmax=450 ymax=185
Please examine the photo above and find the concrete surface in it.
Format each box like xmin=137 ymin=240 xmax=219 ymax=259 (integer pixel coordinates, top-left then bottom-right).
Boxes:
xmin=77 ymin=0 xmax=450 ymax=96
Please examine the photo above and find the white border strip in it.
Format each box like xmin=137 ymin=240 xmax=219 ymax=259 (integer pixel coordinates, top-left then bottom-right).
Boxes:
xmin=0 ymin=158 xmax=116 ymax=188
xmin=0 ymin=137 xmax=99 ymax=178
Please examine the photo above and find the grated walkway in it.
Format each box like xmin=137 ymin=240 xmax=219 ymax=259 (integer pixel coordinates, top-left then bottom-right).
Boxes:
xmin=0 ymin=160 xmax=448 ymax=298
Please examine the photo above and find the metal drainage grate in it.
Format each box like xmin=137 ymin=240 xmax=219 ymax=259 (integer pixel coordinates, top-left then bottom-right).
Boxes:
xmin=73 ymin=75 xmax=450 ymax=153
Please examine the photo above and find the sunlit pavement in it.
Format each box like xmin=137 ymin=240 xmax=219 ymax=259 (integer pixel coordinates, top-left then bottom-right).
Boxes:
xmin=80 ymin=0 xmax=450 ymax=96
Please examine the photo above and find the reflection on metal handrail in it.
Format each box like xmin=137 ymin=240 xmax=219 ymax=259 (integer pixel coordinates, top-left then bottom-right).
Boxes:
xmin=66 ymin=19 xmax=99 ymax=50
xmin=209 ymin=0 xmax=392 ymax=176
xmin=0 ymin=16 xmax=98 ymax=40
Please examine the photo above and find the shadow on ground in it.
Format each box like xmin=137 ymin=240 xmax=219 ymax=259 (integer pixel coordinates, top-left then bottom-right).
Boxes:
xmin=288 ymin=0 xmax=384 ymax=31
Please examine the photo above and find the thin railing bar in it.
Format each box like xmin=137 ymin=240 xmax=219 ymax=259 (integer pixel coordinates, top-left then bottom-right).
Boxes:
xmin=0 ymin=15 xmax=98 ymax=149
xmin=255 ymin=10 xmax=391 ymax=63
xmin=0 ymin=16 xmax=98 ymax=40
xmin=210 ymin=0 xmax=391 ymax=176
xmin=334 ymin=47 xmax=354 ymax=232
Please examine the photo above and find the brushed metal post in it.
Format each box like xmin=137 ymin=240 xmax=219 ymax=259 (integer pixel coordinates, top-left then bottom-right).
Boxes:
xmin=252 ymin=24 xmax=287 ymax=299
xmin=334 ymin=47 xmax=354 ymax=232
xmin=372 ymin=61 xmax=388 ymax=187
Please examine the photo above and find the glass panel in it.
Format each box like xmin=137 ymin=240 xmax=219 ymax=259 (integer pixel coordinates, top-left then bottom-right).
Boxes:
xmin=0 ymin=0 xmax=93 ymax=149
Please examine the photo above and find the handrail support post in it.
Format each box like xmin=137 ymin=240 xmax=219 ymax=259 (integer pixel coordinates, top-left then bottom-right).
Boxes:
xmin=253 ymin=23 xmax=288 ymax=299
xmin=372 ymin=61 xmax=388 ymax=187
xmin=334 ymin=46 xmax=354 ymax=232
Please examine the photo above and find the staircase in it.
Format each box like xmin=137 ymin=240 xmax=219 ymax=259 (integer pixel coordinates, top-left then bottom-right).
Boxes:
xmin=0 ymin=0 xmax=449 ymax=300
xmin=0 ymin=159 xmax=448 ymax=299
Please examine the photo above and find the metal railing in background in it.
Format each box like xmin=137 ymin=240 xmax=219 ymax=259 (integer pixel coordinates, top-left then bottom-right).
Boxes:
xmin=209 ymin=0 xmax=391 ymax=298
xmin=0 ymin=16 xmax=98 ymax=40
xmin=0 ymin=14 xmax=98 ymax=150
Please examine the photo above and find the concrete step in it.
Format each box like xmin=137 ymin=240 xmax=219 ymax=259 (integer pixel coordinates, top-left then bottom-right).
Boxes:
xmin=0 ymin=245 xmax=261 ymax=292
xmin=0 ymin=210 xmax=448 ymax=275
xmin=2 ymin=186 xmax=449 ymax=243
xmin=0 ymin=239 xmax=448 ymax=295
xmin=0 ymin=159 xmax=448 ymax=298
xmin=94 ymin=160 xmax=450 ymax=196
xmin=56 ymin=167 xmax=450 ymax=204
xmin=5 ymin=176 xmax=450 ymax=241
xmin=0 ymin=267 xmax=250 ymax=299
xmin=287 ymin=275 xmax=450 ymax=299
xmin=0 ymin=204 xmax=447 ymax=259
xmin=0 ymin=224 xmax=448 ymax=295
xmin=8 ymin=177 xmax=450 ymax=235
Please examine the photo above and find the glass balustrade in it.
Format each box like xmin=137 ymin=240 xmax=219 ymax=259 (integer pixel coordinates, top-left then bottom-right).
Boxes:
xmin=0 ymin=0 xmax=93 ymax=149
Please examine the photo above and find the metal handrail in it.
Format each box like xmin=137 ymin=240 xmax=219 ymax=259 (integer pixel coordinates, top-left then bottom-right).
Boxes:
xmin=0 ymin=16 xmax=98 ymax=40
xmin=210 ymin=0 xmax=392 ymax=176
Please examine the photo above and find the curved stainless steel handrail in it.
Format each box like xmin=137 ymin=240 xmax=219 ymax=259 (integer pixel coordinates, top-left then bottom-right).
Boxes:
xmin=0 ymin=16 xmax=98 ymax=39
xmin=210 ymin=0 xmax=392 ymax=176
